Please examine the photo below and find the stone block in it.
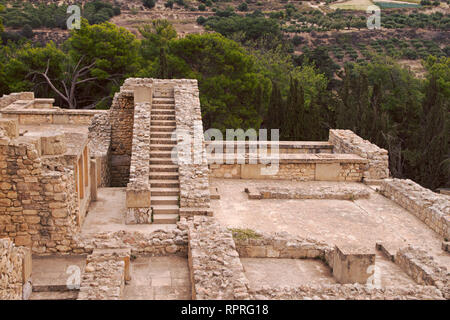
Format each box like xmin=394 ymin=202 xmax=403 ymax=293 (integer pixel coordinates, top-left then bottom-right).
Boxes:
xmin=134 ymin=87 xmax=152 ymax=103
xmin=0 ymin=119 xmax=19 ymax=138
xmin=40 ymin=131 xmax=67 ymax=155
xmin=126 ymin=189 xmax=151 ymax=208
xmin=90 ymin=159 xmax=97 ymax=201
xmin=22 ymin=248 xmax=32 ymax=284
xmin=332 ymin=245 xmax=375 ymax=284
xmin=315 ymin=163 xmax=340 ymax=181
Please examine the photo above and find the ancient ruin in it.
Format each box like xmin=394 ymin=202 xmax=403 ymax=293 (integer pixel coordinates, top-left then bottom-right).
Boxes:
xmin=0 ymin=79 xmax=448 ymax=300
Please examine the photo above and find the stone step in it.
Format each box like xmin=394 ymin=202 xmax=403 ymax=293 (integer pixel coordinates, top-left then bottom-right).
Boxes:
xmin=152 ymin=213 xmax=179 ymax=224
xmin=32 ymin=284 xmax=72 ymax=292
xmin=149 ymin=172 xmax=179 ymax=180
xmin=151 ymin=120 xmax=176 ymax=126
xmin=150 ymin=158 xmax=176 ymax=165
xmin=150 ymin=151 xmax=174 ymax=159
xmin=150 ymin=179 xmax=180 ymax=188
xmin=29 ymin=290 xmax=79 ymax=300
xmin=152 ymin=205 xmax=179 ymax=215
xmin=151 ymin=114 xmax=175 ymax=121
xmin=149 ymin=164 xmax=178 ymax=172
xmin=151 ymin=187 xmax=180 ymax=197
xmin=150 ymin=144 xmax=177 ymax=152
xmin=151 ymin=103 xmax=175 ymax=109
xmin=153 ymin=98 xmax=175 ymax=104
xmin=151 ymin=126 xmax=176 ymax=132
xmin=151 ymin=138 xmax=177 ymax=145
xmin=151 ymin=109 xmax=175 ymax=115
xmin=151 ymin=195 xmax=179 ymax=205
xmin=151 ymin=132 xmax=173 ymax=139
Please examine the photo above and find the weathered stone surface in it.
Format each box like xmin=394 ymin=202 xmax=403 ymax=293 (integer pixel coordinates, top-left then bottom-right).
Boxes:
xmin=329 ymin=129 xmax=389 ymax=179
xmin=188 ymin=216 xmax=250 ymax=300
xmin=0 ymin=238 xmax=29 ymax=300
xmin=381 ymin=178 xmax=450 ymax=239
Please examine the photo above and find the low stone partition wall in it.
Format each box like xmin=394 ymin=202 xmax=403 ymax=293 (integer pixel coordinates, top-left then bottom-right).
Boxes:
xmin=188 ymin=216 xmax=250 ymax=299
xmin=88 ymin=113 xmax=111 ymax=187
xmin=1 ymin=104 xmax=104 ymax=125
xmin=329 ymin=129 xmax=389 ymax=180
xmin=249 ymin=283 xmax=444 ymax=300
xmin=0 ymin=238 xmax=32 ymax=300
xmin=206 ymin=141 xmax=334 ymax=155
xmin=231 ymin=229 xmax=332 ymax=260
xmin=78 ymin=248 xmax=130 ymax=300
xmin=209 ymin=154 xmax=367 ymax=181
xmin=174 ymin=80 xmax=211 ymax=215
xmin=245 ymin=185 xmax=370 ymax=200
xmin=395 ymin=247 xmax=449 ymax=299
xmin=380 ymin=179 xmax=450 ymax=239
xmin=109 ymin=90 xmax=134 ymax=187
xmin=126 ymin=94 xmax=152 ymax=224
xmin=0 ymin=92 xmax=34 ymax=109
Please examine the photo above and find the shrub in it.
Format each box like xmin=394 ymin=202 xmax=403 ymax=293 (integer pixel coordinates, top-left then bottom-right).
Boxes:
xmin=143 ymin=0 xmax=156 ymax=9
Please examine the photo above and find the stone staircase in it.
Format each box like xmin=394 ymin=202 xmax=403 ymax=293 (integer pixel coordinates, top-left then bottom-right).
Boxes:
xmin=150 ymin=93 xmax=179 ymax=224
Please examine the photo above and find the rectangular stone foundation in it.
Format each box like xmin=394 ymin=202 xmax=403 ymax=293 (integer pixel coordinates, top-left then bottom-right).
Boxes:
xmin=332 ymin=245 xmax=375 ymax=284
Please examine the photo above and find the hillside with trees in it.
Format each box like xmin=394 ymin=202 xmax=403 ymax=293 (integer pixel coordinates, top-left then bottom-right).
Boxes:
xmin=0 ymin=0 xmax=448 ymax=190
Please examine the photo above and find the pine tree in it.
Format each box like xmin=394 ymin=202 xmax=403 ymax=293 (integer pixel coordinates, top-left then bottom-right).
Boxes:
xmin=265 ymin=81 xmax=282 ymax=130
xmin=159 ymin=47 xmax=169 ymax=79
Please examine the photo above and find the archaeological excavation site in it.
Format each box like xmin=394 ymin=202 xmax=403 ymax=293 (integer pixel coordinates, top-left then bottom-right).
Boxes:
xmin=0 ymin=78 xmax=449 ymax=301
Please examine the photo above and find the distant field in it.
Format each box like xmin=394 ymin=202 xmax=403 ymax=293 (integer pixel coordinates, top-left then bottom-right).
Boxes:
xmin=374 ymin=1 xmax=421 ymax=8
xmin=330 ymin=0 xmax=421 ymax=10
xmin=330 ymin=0 xmax=375 ymax=11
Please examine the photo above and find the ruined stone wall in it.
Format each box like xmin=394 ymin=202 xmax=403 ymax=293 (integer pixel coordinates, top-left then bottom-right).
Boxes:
xmin=188 ymin=216 xmax=250 ymax=300
xmin=380 ymin=179 xmax=450 ymax=239
xmin=174 ymin=81 xmax=211 ymax=211
xmin=249 ymin=283 xmax=444 ymax=300
xmin=395 ymin=247 xmax=449 ymax=298
xmin=209 ymin=162 xmax=365 ymax=182
xmin=244 ymin=185 xmax=370 ymax=200
xmin=0 ymin=238 xmax=31 ymax=300
xmin=76 ymin=221 xmax=188 ymax=256
xmin=233 ymin=230 xmax=333 ymax=259
xmin=126 ymin=101 xmax=152 ymax=224
xmin=78 ymin=250 xmax=128 ymax=300
xmin=88 ymin=113 xmax=111 ymax=187
xmin=109 ymin=91 xmax=134 ymax=187
xmin=0 ymin=134 xmax=80 ymax=254
xmin=0 ymin=92 xmax=34 ymax=109
xmin=329 ymin=129 xmax=389 ymax=180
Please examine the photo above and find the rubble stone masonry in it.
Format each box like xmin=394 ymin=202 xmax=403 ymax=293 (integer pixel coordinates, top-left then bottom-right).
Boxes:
xmin=174 ymin=81 xmax=211 ymax=212
xmin=0 ymin=238 xmax=31 ymax=300
xmin=329 ymin=129 xmax=389 ymax=179
xmin=126 ymin=101 xmax=152 ymax=224
xmin=188 ymin=216 xmax=250 ymax=299
xmin=88 ymin=113 xmax=111 ymax=187
xmin=0 ymin=126 xmax=80 ymax=254
xmin=380 ymin=178 xmax=450 ymax=239
xmin=109 ymin=91 xmax=134 ymax=187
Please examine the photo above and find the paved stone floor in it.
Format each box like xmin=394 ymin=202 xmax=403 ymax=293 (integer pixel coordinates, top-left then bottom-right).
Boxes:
xmin=82 ymin=187 xmax=177 ymax=235
xmin=30 ymin=255 xmax=86 ymax=299
xmin=241 ymin=258 xmax=336 ymax=287
xmin=123 ymin=256 xmax=191 ymax=300
xmin=211 ymin=179 xmax=450 ymax=267
xmin=32 ymin=255 xmax=86 ymax=289
xmin=241 ymin=254 xmax=416 ymax=288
